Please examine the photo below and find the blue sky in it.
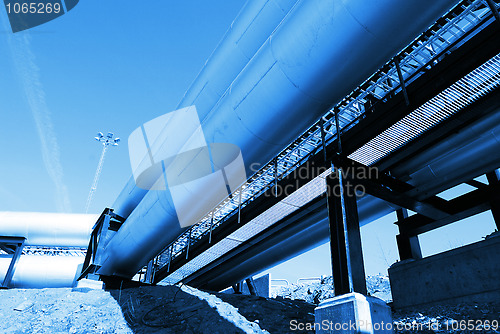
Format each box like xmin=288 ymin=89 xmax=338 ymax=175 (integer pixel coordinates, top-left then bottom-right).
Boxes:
xmin=0 ymin=1 xmax=497 ymax=283
xmin=0 ymin=1 xmax=247 ymax=213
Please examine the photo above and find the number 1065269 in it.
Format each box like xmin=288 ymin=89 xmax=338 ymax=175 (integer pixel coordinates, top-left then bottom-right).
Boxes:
xmin=5 ymin=2 xmax=62 ymax=14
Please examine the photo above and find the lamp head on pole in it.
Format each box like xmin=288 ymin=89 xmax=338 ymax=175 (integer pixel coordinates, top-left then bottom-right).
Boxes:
xmin=95 ymin=131 xmax=119 ymax=147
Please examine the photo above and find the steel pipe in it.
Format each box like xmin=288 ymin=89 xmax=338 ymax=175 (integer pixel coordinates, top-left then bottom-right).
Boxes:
xmin=0 ymin=255 xmax=84 ymax=288
xmin=0 ymin=212 xmax=98 ymax=247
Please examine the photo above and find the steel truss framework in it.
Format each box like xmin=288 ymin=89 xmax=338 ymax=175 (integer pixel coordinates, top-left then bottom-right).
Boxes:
xmin=146 ymin=0 xmax=500 ymax=285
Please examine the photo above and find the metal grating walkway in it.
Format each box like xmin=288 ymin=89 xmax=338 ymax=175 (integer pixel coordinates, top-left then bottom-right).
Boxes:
xmin=350 ymin=53 xmax=500 ymax=165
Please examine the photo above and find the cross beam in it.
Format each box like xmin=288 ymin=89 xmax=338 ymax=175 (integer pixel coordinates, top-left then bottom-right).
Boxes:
xmin=397 ymin=180 xmax=500 ymax=236
xmin=330 ymin=153 xmax=451 ymax=220
xmin=0 ymin=236 xmax=26 ymax=288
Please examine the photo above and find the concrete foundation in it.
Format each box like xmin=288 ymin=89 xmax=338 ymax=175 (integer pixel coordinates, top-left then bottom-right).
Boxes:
xmin=315 ymin=292 xmax=393 ymax=333
xmin=389 ymin=233 xmax=500 ymax=310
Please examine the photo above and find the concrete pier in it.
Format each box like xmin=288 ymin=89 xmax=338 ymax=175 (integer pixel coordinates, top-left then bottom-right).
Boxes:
xmin=389 ymin=233 xmax=500 ymax=309
xmin=315 ymin=292 xmax=393 ymax=333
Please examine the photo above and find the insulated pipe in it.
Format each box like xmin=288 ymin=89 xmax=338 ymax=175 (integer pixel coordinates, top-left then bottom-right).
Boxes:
xmin=394 ymin=108 xmax=500 ymax=198
xmin=0 ymin=255 xmax=84 ymax=288
xmin=111 ymin=0 xmax=299 ymax=219
xmin=99 ymin=0 xmax=458 ymax=278
xmin=0 ymin=212 xmax=97 ymax=247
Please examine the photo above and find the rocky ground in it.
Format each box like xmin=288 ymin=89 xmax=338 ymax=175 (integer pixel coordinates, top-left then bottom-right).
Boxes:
xmin=271 ymin=274 xmax=392 ymax=304
xmin=1 ymin=276 xmax=499 ymax=333
xmin=0 ymin=287 xmax=132 ymax=334
xmin=272 ymin=274 xmax=500 ymax=334
xmin=392 ymin=302 xmax=500 ymax=334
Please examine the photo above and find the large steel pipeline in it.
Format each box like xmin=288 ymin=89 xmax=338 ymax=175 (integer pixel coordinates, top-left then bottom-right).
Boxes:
xmin=111 ymin=0 xmax=300 ymax=219
xmin=199 ymin=108 xmax=500 ymax=290
xmin=99 ymin=0 xmax=458 ymax=278
xmin=0 ymin=255 xmax=84 ymax=288
xmin=0 ymin=212 xmax=98 ymax=247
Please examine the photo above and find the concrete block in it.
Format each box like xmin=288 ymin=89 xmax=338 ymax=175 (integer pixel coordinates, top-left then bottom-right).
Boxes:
xmin=315 ymin=292 xmax=393 ymax=333
xmin=389 ymin=234 xmax=500 ymax=310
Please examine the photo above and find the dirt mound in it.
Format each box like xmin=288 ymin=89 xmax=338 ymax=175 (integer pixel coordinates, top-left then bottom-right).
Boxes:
xmin=107 ymin=285 xmax=244 ymax=334
xmin=215 ymin=293 xmax=316 ymax=334
xmin=108 ymin=283 xmax=315 ymax=333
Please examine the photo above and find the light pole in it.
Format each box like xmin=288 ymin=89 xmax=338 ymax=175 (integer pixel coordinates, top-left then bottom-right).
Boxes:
xmin=85 ymin=132 xmax=120 ymax=213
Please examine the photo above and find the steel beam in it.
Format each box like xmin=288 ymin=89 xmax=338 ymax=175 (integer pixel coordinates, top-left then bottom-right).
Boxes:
xmin=326 ymin=170 xmax=367 ymax=296
xmin=395 ymin=209 xmax=423 ymax=260
xmin=245 ymin=278 xmax=258 ymax=296
xmin=0 ymin=244 xmax=15 ymax=254
xmin=0 ymin=236 xmax=25 ymax=288
xmin=486 ymin=170 xmax=500 ymax=230
xmin=485 ymin=0 xmax=500 ymax=22
xmin=394 ymin=57 xmax=410 ymax=106
xmin=331 ymin=154 xmax=451 ymax=219
xmin=397 ymin=180 xmax=500 ymax=236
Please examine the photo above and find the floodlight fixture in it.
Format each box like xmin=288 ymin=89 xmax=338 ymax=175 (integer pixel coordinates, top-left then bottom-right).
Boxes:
xmin=85 ymin=131 xmax=120 ymax=213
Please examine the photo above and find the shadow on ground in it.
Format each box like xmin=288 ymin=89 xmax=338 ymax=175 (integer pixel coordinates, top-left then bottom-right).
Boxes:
xmin=105 ymin=279 xmax=316 ymax=334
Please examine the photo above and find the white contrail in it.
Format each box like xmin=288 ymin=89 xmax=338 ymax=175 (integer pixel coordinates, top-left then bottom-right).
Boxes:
xmin=2 ymin=24 xmax=72 ymax=212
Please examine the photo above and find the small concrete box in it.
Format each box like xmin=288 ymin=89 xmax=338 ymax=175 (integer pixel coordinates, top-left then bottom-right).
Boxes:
xmin=315 ymin=293 xmax=393 ymax=334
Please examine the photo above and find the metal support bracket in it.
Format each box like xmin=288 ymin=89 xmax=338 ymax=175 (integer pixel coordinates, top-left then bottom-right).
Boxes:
xmin=274 ymin=158 xmax=279 ymax=197
xmin=245 ymin=277 xmax=258 ymax=296
xmin=0 ymin=236 xmax=25 ymax=288
xmin=209 ymin=211 xmax=214 ymax=244
xmin=167 ymin=246 xmax=172 ymax=272
xmin=485 ymin=0 xmax=500 ymax=22
xmin=394 ymin=56 xmax=410 ymax=106
xmin=186 ymin=229 xmax=192 ymax=260
xmin=319 ymin=118 xmax=328 ymax=163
